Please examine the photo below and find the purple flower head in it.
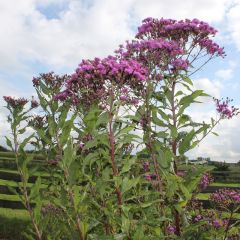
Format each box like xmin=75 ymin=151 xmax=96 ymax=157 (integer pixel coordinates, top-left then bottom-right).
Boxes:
xmin=118 ymin=38 xmax=185 ymax=72
xmin=130 ymin=98 xmax=139 ymax=106
xmin=144 ymin=174 xmax=152 ymax=181
xmin=63 ymin=56 xmax=147 ymax=110
xmin=54 ymin=90 xmax=72 ymax=102
xmin=143 ymin=161 xmax=150 ymax=172
xmin=31 ymin=96 xmax=39 ymax=109
xmin=193 ymin=214 xmax=203 ymax=222
xmin=119 ymin=95 xmax=128 ymax=101
xmin=210 ymin=188 xmax=240 ymax=207
xmin=199 ymin=39 xmax=225 ymax=56
xmin=121 ymin=17 xmax=225 ymax=77
xmin=32 ymin=72 xmax=69 ymax=91
xmin=166 ymin=225 xmax=176 ymax=235
xmin=171 ymin=59 xmax=189 ymax=71
xmin=212 ymin=219 xmax=221 ymax=229
xmin=136 ymin=17 xmax=219 ymax=42
xmin=79 ymin=143 xmax=84 ymax=149
xmin=3 ymin=96 xmax=28 ymax=110
xmin=199 ymin=172 xmax=212 ymax=190
xmin=214 ymin=97 xmax=239 ymax=119
xmin=28 ymin=115 xmax=45 ymax=129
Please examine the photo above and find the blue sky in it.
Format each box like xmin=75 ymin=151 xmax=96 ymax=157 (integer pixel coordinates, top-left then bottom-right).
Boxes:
xmin=0 ymin=0 xmax=240 ymax=162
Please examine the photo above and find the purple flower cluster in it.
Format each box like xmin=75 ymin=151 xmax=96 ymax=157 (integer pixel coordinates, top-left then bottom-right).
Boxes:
xmin=166 ymin=224 xmax=176 ymax=235
xmin=210 ymin=188 xmax=240 ymax=206
xmin=137 ymin=18 xmax=218 ymax=38
xmin=144 ymin=173 xmax=157 ymax=181
xmin=119 ymin=87 xmax=140 ymax=106
xmin=171 ymin=59 xmax=189 ymax=71
xmin=32 ymin=72 xmax=69 ymax=92
xmin=30 ymin=96 xmax=39 ymax=109
xmin=116 ymin=18 xmax=224 ymax=82
xmin=117 ymin=38 xmax=185 ymax=73
xmin=143 ymin=161 xmax=150 ymax=172
xmin=56 ymin=56 xmax=147 ymax=109
xmin=215 ymin=98 xmax=239 ymax=119
xmin=136 ymin=18 xmax=224 ymax=58
xmin=28 ymin=115 xmax=46 ymax=129
xmin=41 ymin=203 xmax=62 ymax=215
xmin=193 ymin=214 xmax=203 ymax=222
xmin=212 ymin=219 xmax=228 ymax=229
xmin=3 ymin=96 xmax=28 ymax=110
xmin=199 ymin=39 xmax=224 ymax=56
xmin=192 ymin=211 xmax=228 ymax=230
xmin=199 ymin=172 xmax=213 ymax=190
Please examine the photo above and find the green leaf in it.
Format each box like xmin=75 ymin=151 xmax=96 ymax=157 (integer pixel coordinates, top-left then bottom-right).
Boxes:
xmin=155 ymin=147 xmax=172 ymax=169
xmin=157 ymin=108 xmax=170 ymax=122
xmin=84 ymin=105 xmax=100 ymax=132
xmin=5 ymin=136 xmax=13 ymax=151
xmin=120 ymin=156 xmax=137 ymax=174
xmin=96 ymin=111 xmax=109 ymax=128
xmin=18 ymin=128 xmax=26 ymax=134
xmin=36 ymin=90 xmax=48 ymax=111
xmin=179 ymin=90 xmax=203 ymax=106
xmin=19 ymin=134 xmax=34 ymax=151
xmin=30 ymin=177 xmax=41 ymax=200
xmin=122 ymin=177 xmax=140 ymax=194
xmin=59 ymin=105 xmax=70 ymax=128
xmin=182 ymin=76 xmax=193 ymax=86
xmin=178 ymin=130 xmax=195 ymax=155
xmin=116 ymin=125 xmax=135 ymax=136
xmin=62 ymin=138 xmax=76 ymax=168
xmin=152 ymin=110 xmax=167 ymax=127
xmin=156 ymin=131 xmax=169 ymax=139
xmin=178 ymin=114 xmax=191 ymax=127
xmin=60 ymin=116 xmax=75 ymax=145
xmin=37 ymin=129 xmax=51 ymax=144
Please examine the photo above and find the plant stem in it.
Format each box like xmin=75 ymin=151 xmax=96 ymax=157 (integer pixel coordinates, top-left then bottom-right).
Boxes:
xmin=23 ymin=187 xmax=42 ymax=240
xmin=170 ymin=80 xmax=181 ymax=236
xmin=64 ymin=169 xmax=85 ymax=240
xmin=108 ymin=90 xmax=123 ymax=212
xmin=224 ymin=210 xmax=234 ymax=240
xmin=145 ymin=80 xmax=163 ymax=192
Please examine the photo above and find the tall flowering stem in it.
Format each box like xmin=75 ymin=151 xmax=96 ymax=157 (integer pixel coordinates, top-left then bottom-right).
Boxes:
xmin=116 ymin=17 xmax=226 ymax=236
xmin=108 ymin=89 xmax=123 ymax=211
xmin=3 ymin=96 xmax=42 ymax=240
xmin=57 ymin=56 xmax=147 ymax=220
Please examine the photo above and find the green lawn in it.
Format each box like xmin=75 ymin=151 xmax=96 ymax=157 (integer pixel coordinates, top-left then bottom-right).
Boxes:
xmin=0 ymin=193 xmax=21 ymax=201
xmin=196 ymin=193 xmax=210 ymax=200
xmin=210 ymin=182 xmax=240 ymax=187
xmin=0 ymin=208 xmax=30 ymax=240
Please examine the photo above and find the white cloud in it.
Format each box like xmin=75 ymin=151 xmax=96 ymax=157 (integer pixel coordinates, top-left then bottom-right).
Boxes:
xmin=0 ymin=0 xmax=135 ymax=71
xmin=215 ymin=68 xmax=233 ymax=80
xmin=187 ymin=109 xmax=240 ymax=163
xmin=226 ymin=1 xmax=240 ymax=50
xmin=132 ymin=0 xmax=231 ymax=22
xmin=0 ymin=0 xmax=235 ymax=73
xmin=194 ymin=78 xmax=222 ymax=100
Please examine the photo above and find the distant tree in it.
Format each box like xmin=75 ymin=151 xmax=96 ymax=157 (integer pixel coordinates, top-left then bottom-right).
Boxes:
xmin=213 ymin=161 xmax=230 ymax=171
xmin=0 ymin=145 xmax=9 ymax=152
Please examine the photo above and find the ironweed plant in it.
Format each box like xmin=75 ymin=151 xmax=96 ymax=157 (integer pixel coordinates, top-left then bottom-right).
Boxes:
xmin=3 ymin=18 xmax=240 ymax=240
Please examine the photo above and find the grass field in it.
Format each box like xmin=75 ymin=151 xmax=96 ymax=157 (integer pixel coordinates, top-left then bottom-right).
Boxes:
xmin=0 ymin=208 xmax=30 ymax=240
